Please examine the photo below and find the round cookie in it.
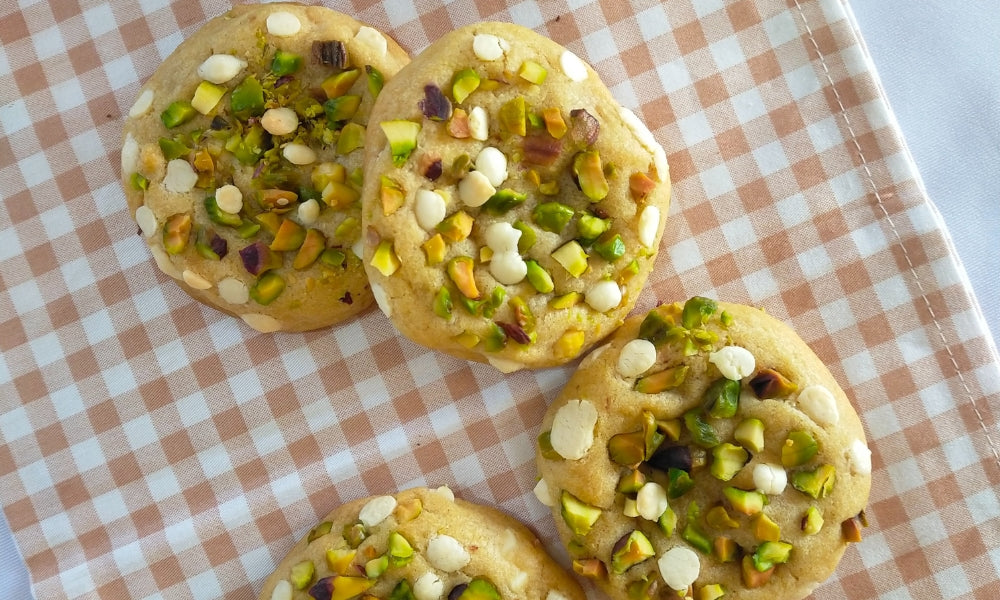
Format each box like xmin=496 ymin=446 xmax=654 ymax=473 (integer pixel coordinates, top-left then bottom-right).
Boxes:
xmin=121 ymin=3 xmax=410 ymax=332
xmin=258 ymin=486 xmax=586 ymax=600
xmin=360 ymin=22 xmax=671 ymax=371
xmin=534 ymin=298 xmax=872 ymax=600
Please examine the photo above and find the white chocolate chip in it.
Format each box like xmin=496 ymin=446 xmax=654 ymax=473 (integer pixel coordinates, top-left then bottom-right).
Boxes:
xmin=415 ymin=189 xmax=447 ymax=231
xmin=797 ymin=384 xmax=840 ymax=427
xmin=218 ymin=278 xmax=249 ymax=305
xmin=472 ymin=34 xmax=509 ymax=61
xmin=282 ymin=143 xmax=316 ymax=165
xmin=297 ymin=199 xmax=320 ymax=225
xmin=848 ymin=439 xmax=872 ymax=475
xmin=652 ymin=146 xmax=668 ymax=181
xmin=487 ymin=356 xmax=524 ymax=373
xmin=581 ymin=343 xmax=609 ymax=368
xmin=359 ymin=495 xmax=397 ymax=528
xmin=433 ymin=485 xmax=455 ymax=502
xmin=510 ymin=571 xmax=528 ymax=593
xmin=371 ymin=281 xmax=391 ymax=318
xmin=426 ymin=534 xmax=470 ymax=572
xmin=533 ymin=478 xmax=555 ymax=507
xmin=241 ymin=313 xmax=282 ymax=333
xmin=658 ymin=547 xmax=700 ymax=591
xmin=484 ymin=222 xmax=520 ymax=253
xmin=489 ymin=251 xmax=527 ymax=285
xmin=546 ymin=592 xmax=569 ymax=600
xmin=351 ymin=237 xmax=364 ymax=260
xmin=636 ymin=482 xmax=668 ymax=521
xmin=413 ymin=573 xmax=444 ymax=600
xmin=270 ymin=579 xmax=293 ymax=600
xmin=354 ymin=26 xmax=387 ymax=58
xmin=549 ymin=399 xmax=598 ymax=460
xmin=709 ymin=346 xmax=756 ymax=381
xmin=149 ymin=244 xmax=181 ymax=279
xmin=752 ymin=463 xmax=787 ymax=495
xmin=135 ymin=205 xmax=157 ymax=238
xmin=197 ymin=54 xmax=248 ymax=84
xmin=475 ymin=146 xmax=508 ymax=187
xmin=182 ymin=269 xmax=212 ymax=290
xmin=458 ymin=170 xmax=495 ymax=207
xmin=620 ymin=107 xmax=658 ymax=151
xmin=467 ymin=106 xmax=489 ymax=141
xmin=585 ymin=280 xmax=622 ymax=313
xmin=638 ymin=204 xmax=660 ymax=249
xmin=623 ymin=497 xmax=639 ymax=518
xmin=560 ymin=50 xmax=588 ymax=82
xmin=266 ymin=11 xmax=301 ymax=37
xmin=617 ymin=339 xmax=657 ymax=378
xmin=128 ymin=89 xmax=154 ymax=118
xmin=215 ymin=184 xmax=243 ymax=214
xmin=122 ymin=132 xmax=139 ymax=174
xmin=163 ymin=159 xmax=197 ymax=193
xmin=261 ymin=107 xmax=299 ymax=136
xmin=499 ymin=529 xmax=518 ymax=558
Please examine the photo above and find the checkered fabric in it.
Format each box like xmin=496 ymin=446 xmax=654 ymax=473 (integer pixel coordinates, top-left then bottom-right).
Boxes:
xmin=2 ymin=0 xmax=999 ymax=598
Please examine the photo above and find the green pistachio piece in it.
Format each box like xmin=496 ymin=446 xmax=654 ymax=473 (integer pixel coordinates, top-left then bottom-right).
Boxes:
xmin=337 ymin=122 xmax=365 ymax=155
xmin=371 ymin=240 xmax=402 ymax=277
xmin=610 ymin=530 xmax=655 ymax=574
xmin=320 ymin=248 xmax=346 ymax=268
xmin=549 ymin=291 xmax=582 ymax=309
xmin=593 ymin=232 xmax=625 ymax=262
xmin=684 ymin=410 xmax=719 ymax=448
xmin=734 ymin=418 xmax=765 ymax=453
xmin=321 ymin=68 xmax=361 ymax=99
xmin=667 ymin=467 xmax=695 ymax=498
xmin=538 ymin=430 xmax=562 ymax=460
xmin=159 ymin=137 xmax=190 ymax=160
xmin=752 ymin=513 xmax=781 ymax=542
xmin=705 ymin=506 xmax=739 ymax=529
xmin=163 ymin=213 xmax=192 ymax=254
xmin=452 ymin=68 xmax=481 ymax=103
xmin=269 ymin=218 xmax=307 ymax=251
xmin=790 ymin=464 xmax=836 ymax=499
xmin=456 ymin=578 xmax=501 ymax=600
xmin=365 ymin=554 xmax=389 ymax=578
xmin=577 ymin=214 xmax=610 ymax=244
xmin=634 ymin=366 xmax=689 ymax=394
xmin=616 ymin=469 xmax=647 ymax=495
xmin=682 ymin=502 xmax=713 ymax=554
xmin=482 ymin=188 xmax=527 ymax=214
xmin=204 ymin=196 xmax=242 ymax=227
xmin=560 ymin=490 xmax=601 ymax=536
xmin=292 ymin=228 xmax=326 ymax=270
xmin=433 ymin=286 xmax=453 ymax=319
xmin=532 ymin=201 xmax=575 ymax=233
xmin=498 ymin=95 xmax=527 ymax=136
xmin=801 ymin=506 xmax=824 ymax=535
xmin=608 ymin=431 xmax=645 ymax=467
xmin=342 ymin=521 xmax=367 ymax=548
xmin=551 ymin=240 xmax=589 ymax=278
xmin=723 ymin=487 xmax=767 ymax=516
xmin=704 ymin=377 xmax=741 ymax=419
xmin=307 ymin=521 xmax=333 ymax=543
xmin=271 ymin=49 xmax=303 ymax=75
xmin=230 ymin=75 xmax=265 ymax=117
xmin=236 ymin=219 xmax=261 ymax=239
xmin=483 ymin=322 xmax=507 ymax=352
xmin=161 ymin=100 xmax=197 ymax=129
xmin=713 ymin=538 xmax=739 ymax=564
xmin=518 ymin=60 xmax=548 ymax=85
xmin=749 ymin=368 xmax=799 ymax=399
xmin=289 ymin=559 xmax=315 ymax=590
xmin=380 ymin=120 xmax=421 ymax=166
xmin=388 ymin=531 xmax=414 ymax=566
xmin=711 ymin=443 xmax=749 ymax=481
xmin=681 ymin=296 xmax=718 ymax=329
xmin=525 ymin=259 xmax=555 ymax=294
xmin=781 ymin=431 xmax=818 ymax=468
xmin=752 ymin=541 xmax=792 ymax=572
xmin=324 ymin=95 xmax=361 ymax=124
xmin=658 ymin=505 xmax=677 ymax=536
xmin=249 ymin=272 xmax=286 ymax=305
xmin=389 ymin=579 xmax=416 ymax=600
xmin=366 ymin=65 xmax=384 ymax=98
xmin=191 ymin=81 xmax=226 ymax=115
xmin=573 ymin=151 xmax=609 ymax=202
xmin=513 ymin=220 xmax=536 ymax=253
xmin=447 ymin=256 xmax=479 ymax=299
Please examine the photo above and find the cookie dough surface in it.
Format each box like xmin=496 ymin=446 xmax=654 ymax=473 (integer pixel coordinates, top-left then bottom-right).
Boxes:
xmin=534 ymin=298 xmax=872 ymax=600
xmin=360 ymin=22 xmax=671 ymax=370
xmin=258 ymin=486 xmax=585 ymax=600
xmin=121 ymin=3 xmax=409 ymax=332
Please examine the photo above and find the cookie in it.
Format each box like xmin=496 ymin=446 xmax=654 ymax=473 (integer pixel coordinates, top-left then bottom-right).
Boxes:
xmin=121 ymin=3 xmax=410 ymax=332
xmin=534 ymin=298 xmax=872 ymax=600
xmin=359 ymin=22 xmax=671 ymax=371
xmin=258 ymin=486 xmax=585 ymax=600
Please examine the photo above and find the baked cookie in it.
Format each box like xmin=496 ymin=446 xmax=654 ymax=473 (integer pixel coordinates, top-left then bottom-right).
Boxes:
xmin=121 ymin=3 xmax=409 ymax=332
xmin=258 ymin=486 xmax=585 ymax=600
xmin=360 ymin=22 xmax=671 ymax=371
xmin=534 ymin=298 xmax=872 ymax=600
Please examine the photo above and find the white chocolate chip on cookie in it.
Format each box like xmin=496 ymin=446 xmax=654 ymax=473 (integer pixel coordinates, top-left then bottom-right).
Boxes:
xmin=617 ymin=339 xmax=657 ymax=378
xmin=709 ymin=345 xmax=756 ymax=381
xmin=797 ymin=384 xmax=840 ymax=427
xmin=550 ymin=399 xmax=598 ymax=460
xmin=359 ymin=495 xmax=397 ymax=528
xmin=266 ymin=11 xmax=301 ymax=37
xmin=197 ymin=54 xmax=248 ymax=84
xmin=426 ymin=534 xmax=470 ymax=572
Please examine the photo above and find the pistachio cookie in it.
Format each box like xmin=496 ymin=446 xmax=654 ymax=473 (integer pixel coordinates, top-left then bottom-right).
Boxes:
xmin=533 ymin=298 xmax=872 ymax=600
xmin=121 ymin=3 xmax=410 ymax=332
xmin=360 ymin=22 xmax=671 ymax=371
xmin=258 ymin=486 xmax=585 ymax=600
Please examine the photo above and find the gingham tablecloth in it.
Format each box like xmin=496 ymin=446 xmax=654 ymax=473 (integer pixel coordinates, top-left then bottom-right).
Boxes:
xmin=2 ymin=1 xmax=999 ymax=598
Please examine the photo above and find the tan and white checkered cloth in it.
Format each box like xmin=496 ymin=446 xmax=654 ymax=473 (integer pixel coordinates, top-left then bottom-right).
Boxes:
xmin=2 ymin=0 xmax=998 ymax=598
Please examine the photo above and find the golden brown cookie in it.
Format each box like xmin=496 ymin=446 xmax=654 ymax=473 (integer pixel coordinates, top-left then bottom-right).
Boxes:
xmin=258 ymin=486 xmax=585 ymax=600
xmin=121 ymin=3 xmax=409 ymax=332
xmin=360 ymin=22 xmax=671 ymax=370
xmin=534 ymin=298 xmax=872 ymax=600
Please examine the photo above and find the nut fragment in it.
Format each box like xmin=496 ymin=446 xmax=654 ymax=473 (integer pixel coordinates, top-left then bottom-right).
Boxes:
xmin=182 ymin=270 xmax=212 ymax=290
xmin=261 ymin=107 xmax=299 ymax=136
xmin=549 ymin=399 xmax=598 ymax=460
xmin=533 ymin=478 xmax=555 ymax=507
xmin=749 ymin=368 xmax=798 ymax=399
xmin=215 ymin=184 xmax=243 ymax=214
xmin=128 ymin=89 xmax=154 ymax=117
xmin=637 ymin=205 xmax=660 ymax=249
xmin=135 ymin=206 xmax=157 ymax=238
xmin=617 ymin=339 xmax=657 ymax=377
xmin=218 ymin=277 xmax=249 ymax=305
xmin=282 ymin=143 xmax=316 ymax=165
xmin=241 ymin=313 xmax=282 ymax=333
xmin=270 ymin=579 xmax=293 ymax=600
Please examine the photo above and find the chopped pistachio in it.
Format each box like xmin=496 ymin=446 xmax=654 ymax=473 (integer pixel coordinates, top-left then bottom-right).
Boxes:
xmin=518 ymin=60 xmax=548 ymax=85
xmin=513 ymin=220 xmax=536 ymax=253
xmin=734 ymin=418 xmax=765 ymax=453
xmin=163 ymin=213 xmax=192 ymax=254
xmin=498 ymin=95 xmax=527 ymax=136
xmin=321 ymin=68 xmax=361 ymax=99
xmin=451 ymin=68 xmax=481 ymax=103
xmin=366 ymin=65 xmax=384 ymax=97
xmin=161 ymin=100 xmax=197 ymax=128
xmin=380 ymin=120 xmax=421 ymax=166
xmin=681 ymin=296 xmax=718 ymax=329
xmin=560 ymin=490 xmax=601 ymax=536
xmin=271 ymin=49 xmax=303 ymax=75
xmin=191 ymin=81 xmax=226 ymax=115
xmin=269 ymin=218 xmax=306 ymax=251
xmin=781 ymin=431 xmax=818 ymax=468
xmin=289 ymin=560 xmax=315 ymax=590
xmin=790 ymin=464 xmax=836 ymax=499
xmin=371 ymin=240 xmax=401 ymax=276
xmin=230 ymin=75 xmax=265 ymax=117
xmin=573 ymin=151 xmax=609 ymax=202
xmin=423 ymin=233 xmax=446 ymax=265
xmin=249 ymin=272 xmax=286 ymax=305
xmin=292 ymin=228 xmax=326 ymax=270
xmin=525 ymin=259 xmax=554 ymax=293
xmin=447 ymin=256 xmax=479 ymax=299
xmin=324 ymin=95 xmax=361 ymax=123
xmin=682 ymin=502 xmax=713 ymax=554
xmin=551 ymin=241 xmax=589 ymax=278
xmin=593 ymin=232 xmax=625 ymax=262
xmin=704 ymin=377 xmax=741 ymax=419
xmin=337 ymin=122 xmax=365 ymax=155
xmin=710 ymin=443 xmax=749 ymax=481
xmin=532 ymin=201 xmax=575 ymax=233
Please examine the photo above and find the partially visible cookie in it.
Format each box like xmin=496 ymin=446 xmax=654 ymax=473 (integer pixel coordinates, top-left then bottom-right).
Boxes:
xmin=360 ymin=22 xmax=671 ymax=371
xmin=534 ymin=298 xmax=872 ymax=600
xmin=257 ymin=486 xmax=585 ymax=600
xmin=121 ymin=3 xmax=409 ymax=332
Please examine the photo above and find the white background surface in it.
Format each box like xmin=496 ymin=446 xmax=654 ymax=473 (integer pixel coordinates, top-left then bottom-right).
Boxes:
xmin=2 ymin=1 xmax=998 ymax=597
